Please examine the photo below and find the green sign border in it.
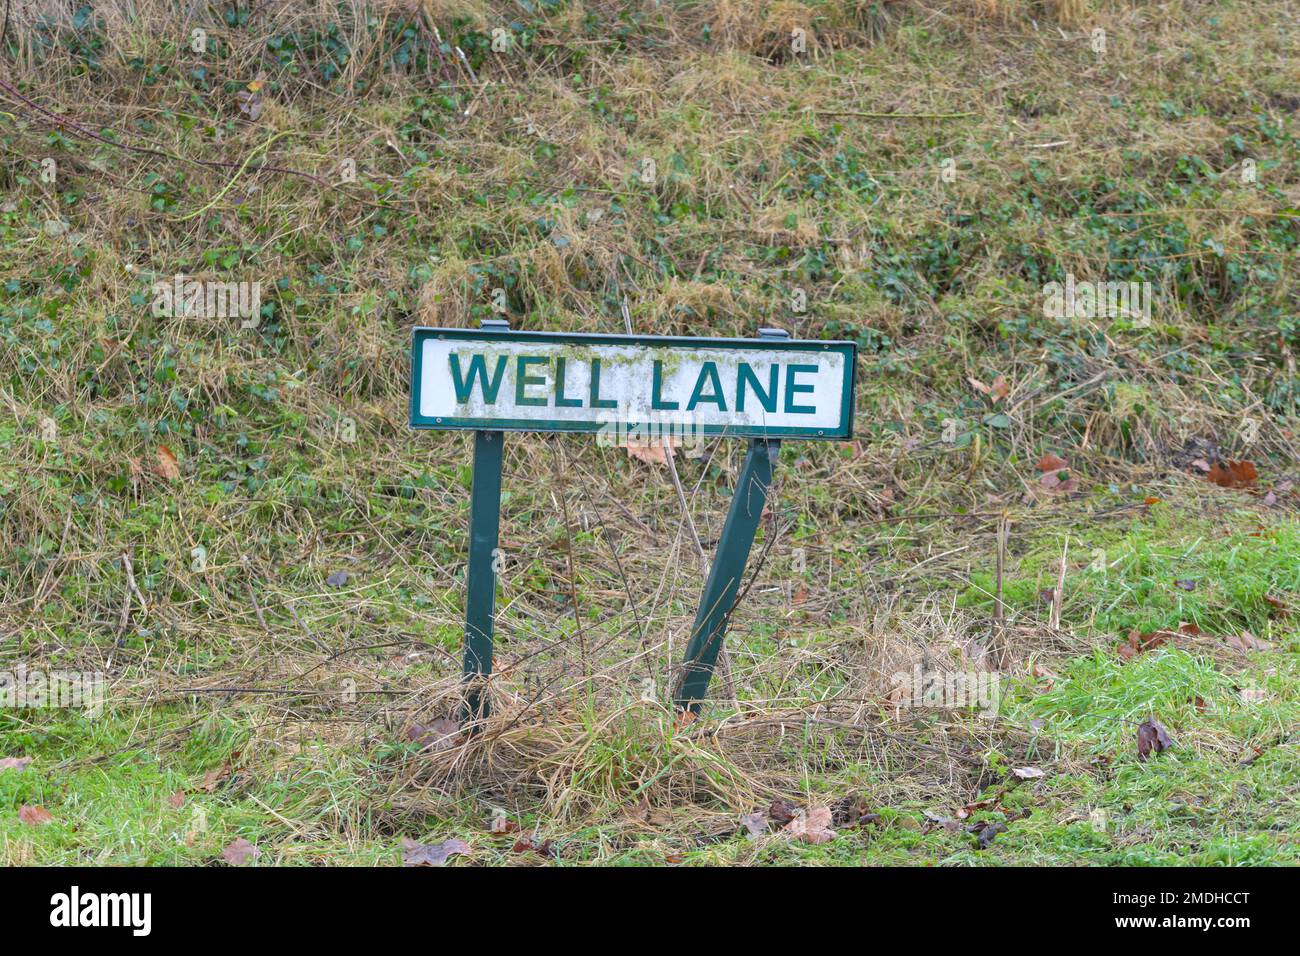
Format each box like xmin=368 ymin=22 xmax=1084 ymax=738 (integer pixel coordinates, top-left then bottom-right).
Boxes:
xmin=410 ymin=327 xmax=857 ymax=440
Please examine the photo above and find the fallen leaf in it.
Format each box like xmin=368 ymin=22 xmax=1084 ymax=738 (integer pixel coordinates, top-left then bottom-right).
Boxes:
xmin=0 ymin=757 xmax=32 ymax=772
xmin=1118 ymin=629 xmax=1174 ymax=660
xmin=767 ymin=798 xmax=798 ymax=824
xmin=1204 ymin=459 xmax=1257 ymax=489
xmin=1012 ymin=767 xmax=1045 ymax=780
xmin=1174 ymin=579 xmax=1197 ymax=591
xmin=971 ymin=820 xmax=1006 ymax=849
xmin=1238 ymin=687 xmax=1268 ymax=704
xmin=626 ymin=437 xmax=680 ymax=465
xmin=489 ymin=810 xmax=519 ymax=834
xmin=326 ymin=570 xmax=350 ymax=587
xmin=1036 ymin=453 xmax=1069 ymax=472
xmin=1039 ymin=469 xmax=1078 ymax=493
xmin=1226 ymin=631 xmax=1273 ymax=653
xmin=236 ymin=90 xmax=263 ymax=121
xmin=792 ymin=585 xmax=808 ymax=604
xmin=740 ymin=812 xmax=768 ymax=839
xmin=167 ymin=792 xmax=185 ymax=809
xmin=200 ymin=763 xmax=231 ymax=792
xmin=222 ymin=837 xmax=260 ymax=866
xmin=404 ymin=718 xmax=460 ymax=750
xmin=1264 ymin=593 xmax=1289 ymax=617
xmin=402 ymin=836 xmax=469 ymax=866
xmin=783 ymin=807 xmax=835 ymax=844
xmin=18 ymin=805 xmax=53 ymax=826
xmin=1137 ymin=717 xmax=1174 ymax=761
xmin=956 ymin=797 xmax=999 ymax=820
xmin=153 ymin=444 xmax=180 ymax=481
xmin=968 ymin=375 xmax=1010 ymax=403
xmin=510 ymin=835 xmax=555 ymax=859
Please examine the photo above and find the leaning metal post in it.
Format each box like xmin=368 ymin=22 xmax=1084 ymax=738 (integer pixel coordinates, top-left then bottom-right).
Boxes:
xmin=672 ymin=327 xmax=787 ymax=713
xmin=461 ymin=317 xmax=509 ymax=725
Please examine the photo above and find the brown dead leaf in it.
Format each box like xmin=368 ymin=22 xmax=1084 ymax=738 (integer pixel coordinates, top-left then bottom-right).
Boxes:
xmin=1118 ymin=629 xmax=1174 ymax=660
xmin=199 ymin=763 xmax=231 ymax=792
xmin=1225 ymin=631 xmax=1273 ymax=653
xmin=0 ymin=757 xmax=32 ymax=772
xmin=767 ymin=798 xmax=798 ymax=824
xmin=956 ymin=796 xmax=1000 ymax=820
xmin=18 ymin=804 xmax=53 ymax=826
xmin=783 ymin=807 xmax=835 ymax=844
xmin=1204 ymin=459 xmax=1257 ymax=489
xmin=236 ymin=90 xmax=263 ymax=121
xmin=510 ymin=835 xmax=555 ymax=859
xmin=153 ymin=444 xmax=180 ymax=481
xmin=626 ymin=437 xmax=679 ymax=465
xmin=1036 ymin=453 xmax=1070 ymax=472
xmin=968 ymin=374 xmax=1010 ymax=403
xmin=1264 ymin=593 xmax=1289 ymax=617
xmin=792 ymin=585 xmax=808 ymax=604
xmin=403 ymin=718 xmax=460 ymax=750
xmin=1039 ymin=469 xmax=1078 ymax=493
xmin=222 ymin=837 xmax=260 ymax=866
xmin=167 ymin=792 xmax=185 ymax=809
xmin=1136 ymin=718 xmax=1174 ymax=761
xmin=402 ymin=836 xmax=469 ymax=866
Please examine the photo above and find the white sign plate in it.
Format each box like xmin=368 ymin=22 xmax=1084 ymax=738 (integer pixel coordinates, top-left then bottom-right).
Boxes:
xmin=410 ymin=328 xmax=856 ymax=440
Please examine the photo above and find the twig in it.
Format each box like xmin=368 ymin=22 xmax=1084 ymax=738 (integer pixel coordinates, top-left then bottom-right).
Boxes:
xmin=550 ymin=442 xmax=588 ymax=675
xmin=118 ymin=552 xmax=146 ymax=636
xmin=241 ymin=555 xmax=270 ymax=633
xmin=1051 ymin=535 xmax=1068 ymax=630
xmin=993 ymin=514 xmax=1010 ymax=668
xmin=810 ymin=110 xmax=975 ymax=119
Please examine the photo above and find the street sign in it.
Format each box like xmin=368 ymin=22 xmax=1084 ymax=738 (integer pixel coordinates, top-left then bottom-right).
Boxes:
xmin=411 ymin=328 xmax=856 ymax=440
xmin=410 ymin=322 xmax=857 ymax=724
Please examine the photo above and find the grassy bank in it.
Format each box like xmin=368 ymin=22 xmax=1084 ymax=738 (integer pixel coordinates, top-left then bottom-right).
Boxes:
xmin=1 ymin=0 xmax=1297 ymax=865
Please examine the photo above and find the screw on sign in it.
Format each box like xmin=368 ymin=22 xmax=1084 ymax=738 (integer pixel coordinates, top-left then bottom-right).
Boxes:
xmin=410 ymin=321 xmax=857 ymax=725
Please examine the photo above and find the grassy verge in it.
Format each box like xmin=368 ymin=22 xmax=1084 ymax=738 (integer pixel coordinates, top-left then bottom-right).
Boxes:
xmin=1 ymin=0 xmax=1297 ymax=865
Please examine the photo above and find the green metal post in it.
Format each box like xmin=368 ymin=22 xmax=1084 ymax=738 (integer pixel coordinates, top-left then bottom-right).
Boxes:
xmin=673 ymin=327 xmax=787 ymax=714
xmin=461 ymin=318 xmax=508 ymax=725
